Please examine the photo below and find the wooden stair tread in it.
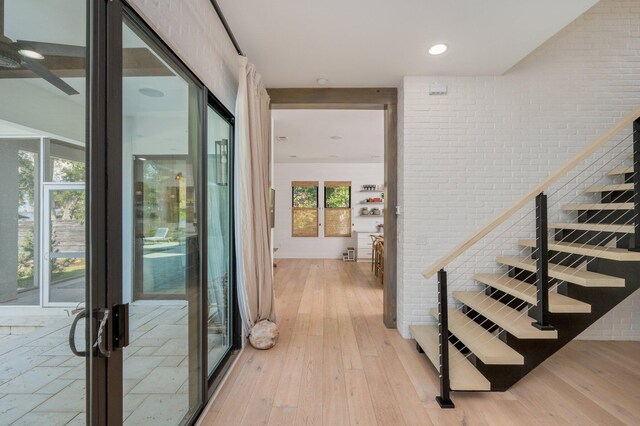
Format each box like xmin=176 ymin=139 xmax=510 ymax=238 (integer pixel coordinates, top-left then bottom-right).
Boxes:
xmin=474 ymin=274 xmax=591 ymax=313
xmin=519 ymin=239 xmax=640 ymax=261
xmin=452 ymin=291 xmax=558 ymax=339
xmin=550 ymin=222 xmax=633 ymax=234
xmin=496 ymin=256 xmax=625 ymax=287
xmin=562 ymin=203 xmax=632 ymax=211
xmin=409 ymin=324 xmax=491 ymax=391
xmin=429 ymin=308 xmax=524 ymax=365
xmin=585 ymin=183 xmax=633 ymax=193
xmin=608 ymin=166 xmax=633 ymax=176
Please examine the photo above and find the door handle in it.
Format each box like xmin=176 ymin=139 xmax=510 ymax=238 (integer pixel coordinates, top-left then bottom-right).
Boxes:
xmin=68 ymin=309 xmax=88 ymax=357
xmin=68 ymin=308 xmax=116 ymax=358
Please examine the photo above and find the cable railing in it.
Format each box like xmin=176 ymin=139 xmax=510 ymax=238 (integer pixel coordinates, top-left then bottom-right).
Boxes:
xmin=428 ymin=108 xmax=640 ymax=409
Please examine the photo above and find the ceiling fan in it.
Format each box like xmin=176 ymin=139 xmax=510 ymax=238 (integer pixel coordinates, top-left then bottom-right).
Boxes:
xmin=0 ymin=0 xmax=83 ymax=95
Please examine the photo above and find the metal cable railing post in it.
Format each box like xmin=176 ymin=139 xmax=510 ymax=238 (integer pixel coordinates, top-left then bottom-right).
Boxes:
xmin=632 ymin=119 xmax=640 ymax=251
xmin=532 ymin=192 xmax=554 ymax=331
xmin=436 ymin=268 xmax=455 ymax=409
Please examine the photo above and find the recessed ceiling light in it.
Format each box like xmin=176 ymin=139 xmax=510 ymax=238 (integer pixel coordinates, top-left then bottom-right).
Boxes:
xmin=18 ymin=49 xmax=44 ymax=60
xmin=138 ymin=157 xmax=147 ymax=161
xmin=428 ymin=44 xmax=448 ymax=55
xmin=330 ymin=135 xmax=342 ymax=140
xmin=316 ymin=78 xmax=329 ymax=85
xmin=139 ymin=88 xmax=165 ymax=98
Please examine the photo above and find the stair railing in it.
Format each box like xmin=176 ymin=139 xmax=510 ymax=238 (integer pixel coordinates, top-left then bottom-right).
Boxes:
xmin=422 ymin=108 xmax=640 ymax=407
xmin=532 ymin=192 xmax=553 ymax=331
xmin=633 ymin=118 xmax=640 ymax=251
xmin=436 ymin=269 xmax=454 ymax=408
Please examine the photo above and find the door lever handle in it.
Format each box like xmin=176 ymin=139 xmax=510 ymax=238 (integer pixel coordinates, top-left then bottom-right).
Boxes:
xmin=94 ymin=309 xmax=111 ymax=358
xmin=68 ymin=309 xmax=88 ymax=357
xmin=68 ymin=308 xmax=112 ymax=358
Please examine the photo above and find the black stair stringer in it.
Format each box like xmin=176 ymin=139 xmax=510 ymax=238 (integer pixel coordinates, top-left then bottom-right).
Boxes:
xmin=466 ymin=258 xmax=640 ymax=391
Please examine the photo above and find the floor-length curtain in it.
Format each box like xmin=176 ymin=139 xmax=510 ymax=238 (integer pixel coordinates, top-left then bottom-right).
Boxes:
xmin=234 ymin=56 xmax=276 ymax=336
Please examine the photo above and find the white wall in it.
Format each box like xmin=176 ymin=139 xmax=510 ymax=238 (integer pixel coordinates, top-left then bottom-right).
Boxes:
xmin=274 ymin=163 xmax=384 ymax=259
xmin=398 ymin=0 xmax=640 ymax=339
xmin=129 ymin=0 xmax=239 ymax=112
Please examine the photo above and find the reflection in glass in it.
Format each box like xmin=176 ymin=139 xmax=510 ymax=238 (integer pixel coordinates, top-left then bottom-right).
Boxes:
xmin=134 ymin=156 xmax=193 ymax=298
xmin=0 ymin=0 xmax=89 ymax=423
xmin=46 ymin=187 xmax=85 ymax=305
xmin=122 ymin=18 xmax=202 ymax=425
xmin=207 ymin=107 xmax=233 ymax=375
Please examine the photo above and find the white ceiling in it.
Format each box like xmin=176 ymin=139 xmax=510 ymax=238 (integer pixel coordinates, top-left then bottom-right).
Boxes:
xmin=273 ymin=109 xmax=384 ymax=164
xmin=218 ymin=0 xmax=598 ymax=87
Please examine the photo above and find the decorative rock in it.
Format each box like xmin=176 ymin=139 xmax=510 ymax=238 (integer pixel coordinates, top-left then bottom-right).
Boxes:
xmin=249 ymin=320 xmax=279 ymax=350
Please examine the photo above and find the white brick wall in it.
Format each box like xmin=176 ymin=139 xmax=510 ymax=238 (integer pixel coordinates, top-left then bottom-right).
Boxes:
xmin=129 ymin=0 xmax=239 ymax=111
xmin=398 ymin=0 xmax=640 ymax=340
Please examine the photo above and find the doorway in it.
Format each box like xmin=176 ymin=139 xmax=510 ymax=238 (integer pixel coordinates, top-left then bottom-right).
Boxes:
xmin=268 ymin=89 xmax=398 ymax=328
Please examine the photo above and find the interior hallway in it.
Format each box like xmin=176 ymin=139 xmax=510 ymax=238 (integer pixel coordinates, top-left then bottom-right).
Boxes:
xmin=200 ymin=259 xmax=640 ymax=426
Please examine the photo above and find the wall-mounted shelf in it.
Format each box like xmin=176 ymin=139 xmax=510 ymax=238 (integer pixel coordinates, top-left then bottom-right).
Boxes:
xmin=360 ymin=202 xmax=384 ymax=205
xmin=360 ymin=214 xmax=383 ymax=217
xmin=360 ymin=190 xmax=383 ymax=193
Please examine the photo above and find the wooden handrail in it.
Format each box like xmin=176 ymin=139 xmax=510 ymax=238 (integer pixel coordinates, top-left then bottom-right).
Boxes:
xmin=423 ymin=107 xmax=640 ymax=280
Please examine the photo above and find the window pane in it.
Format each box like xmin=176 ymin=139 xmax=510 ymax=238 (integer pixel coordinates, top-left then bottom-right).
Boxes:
xmin=122 ymin=17 xmax=202 ymax=425
xmin=292 ymin=209 xmax=318 ymax=237
xmin=207 ymin=106 xmax=233 ymax=376
xmin=0 ymin=0 xmax=89 ymax=422
xmin=325 ymin=186 xmax=350 ymax=208
xmin=293 ymin=186 xmax=318 ymax=208
xmin=325 ymin=209 xmax=351 ymax=237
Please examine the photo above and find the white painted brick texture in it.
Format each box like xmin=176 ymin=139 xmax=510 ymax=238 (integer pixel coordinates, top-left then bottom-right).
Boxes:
xmin=398 ymin=0 xmax=640 ymax=340
xmin=129 ymin=0 xmax=239 ymax=111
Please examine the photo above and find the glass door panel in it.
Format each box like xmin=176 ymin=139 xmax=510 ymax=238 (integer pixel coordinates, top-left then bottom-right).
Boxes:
xmin=0 ymin=0 xmax=92 ymax=424
xmin=121 ymin=14 xmax=202 ymax=425
xmin=206 ymin=107 xmax=233 ymax=375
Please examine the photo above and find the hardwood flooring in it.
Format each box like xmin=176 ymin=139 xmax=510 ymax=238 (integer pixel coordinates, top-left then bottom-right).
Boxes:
xmin=199 ymin=259 xmax=640 ymax=426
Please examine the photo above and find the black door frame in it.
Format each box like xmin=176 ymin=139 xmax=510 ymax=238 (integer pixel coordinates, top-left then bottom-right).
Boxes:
xmin=88 ymin=0 xmax=123 ymax=423
xmin=88 ymin=1 xmax=242 ymax=424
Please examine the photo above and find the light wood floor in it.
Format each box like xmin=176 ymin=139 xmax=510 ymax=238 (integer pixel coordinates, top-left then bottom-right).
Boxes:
xmin=200 ymin=259 xmax=640 ymax=426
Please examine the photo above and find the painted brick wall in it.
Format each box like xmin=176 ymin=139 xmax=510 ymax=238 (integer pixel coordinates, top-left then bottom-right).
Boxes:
xmin=129 ymin=0 xmax=239 ymax=111
xmin=398 ymin=0 xmax=640 ymax=339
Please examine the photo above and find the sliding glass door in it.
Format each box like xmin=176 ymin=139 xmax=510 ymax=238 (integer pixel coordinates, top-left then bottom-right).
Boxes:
xmin=0 ymin=0 xmax=94 ymax=424
xmin=1 ymin=1 xmax=239 ymax=424
xmin=121 ymin=13 xmax=204 ymax=425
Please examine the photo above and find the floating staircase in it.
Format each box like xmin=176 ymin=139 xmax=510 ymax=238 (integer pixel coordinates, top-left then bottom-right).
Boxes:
xmin=411 ymin=110 xmax=640 ymax=400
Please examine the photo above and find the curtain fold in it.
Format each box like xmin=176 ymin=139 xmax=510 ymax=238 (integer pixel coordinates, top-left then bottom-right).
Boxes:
xmin=234 ymin=56 xmax=276 ymax=336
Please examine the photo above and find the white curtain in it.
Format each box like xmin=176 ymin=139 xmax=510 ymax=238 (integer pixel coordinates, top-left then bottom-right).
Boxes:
xmin=234 ymin=56 xmax=276 ymax=336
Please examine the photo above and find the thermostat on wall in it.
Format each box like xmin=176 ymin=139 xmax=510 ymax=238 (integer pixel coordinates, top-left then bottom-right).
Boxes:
xmin=429 ymin=83 xmax=447 ymax=95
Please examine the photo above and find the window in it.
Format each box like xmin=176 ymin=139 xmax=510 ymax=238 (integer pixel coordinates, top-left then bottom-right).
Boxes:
xmin=292 ymin=181 xmax=319 ymax=237
xmin=324 ymin=181 xmax=352 ymax=237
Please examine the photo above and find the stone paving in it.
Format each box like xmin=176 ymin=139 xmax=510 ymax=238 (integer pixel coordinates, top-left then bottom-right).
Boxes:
xmin=0 ymin=303 xmax=224 ymax=426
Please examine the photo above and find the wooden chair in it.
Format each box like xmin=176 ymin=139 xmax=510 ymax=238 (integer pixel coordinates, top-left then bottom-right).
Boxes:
xmin=372 ymin=237 xmax=384 ymax=283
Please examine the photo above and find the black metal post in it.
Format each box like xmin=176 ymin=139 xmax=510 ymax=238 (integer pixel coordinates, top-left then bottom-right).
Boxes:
xmin=632 ymin=118 xmax=640 ymax=251
xmin=532 ymin=193 xmax=554 ymax=330
xmin=436 ymin=269 xmax=455 ymax=409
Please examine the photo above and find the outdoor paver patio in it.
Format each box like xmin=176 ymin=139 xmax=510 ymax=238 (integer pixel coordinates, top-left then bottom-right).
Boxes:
xmin=0 ymin=303 xmax=202 ymax=426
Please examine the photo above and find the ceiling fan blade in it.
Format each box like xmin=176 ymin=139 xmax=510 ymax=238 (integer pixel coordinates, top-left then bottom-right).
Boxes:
xmin=23 ymin=60 xmax=79 ymax=95
xmin=17 ymin=40 xmax=85 ymax=58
